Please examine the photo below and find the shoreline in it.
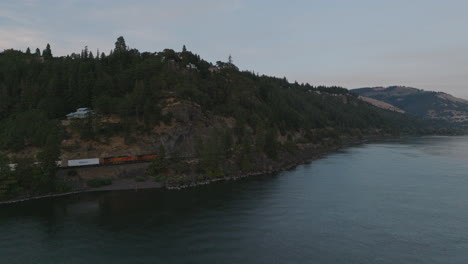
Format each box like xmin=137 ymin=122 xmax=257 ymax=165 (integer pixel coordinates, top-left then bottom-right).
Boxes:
xmin=0 ymin=135 xmax=389 ymax=205
xmin=0 ymin=179 xmax=164 ymax=205
xmin=166 ymin=135 xmax=383 ymax=190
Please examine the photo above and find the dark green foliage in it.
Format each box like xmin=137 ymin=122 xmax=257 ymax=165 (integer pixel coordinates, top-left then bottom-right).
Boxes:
xmin=114 ymin=36 xmax=127 ymax=52
xmin=67 ymin=169 xmax=78 ymax=176
xmin=0 ymin=129 xmax=62 ymax=199
xmin=262 ymin=129 xmax=279 ymax=159
xmin=34 ymin=134 xmax=61 ymax=193
xmin=196 ymin=128 xmax=234 ymax=177
xmin=0 ymin=37 xmax=459 ymax=155
xmin=0 ymin=110 xmax=63 ymax=151
xmin=0 ymin=37 xmax=462 ymax=196
xmin=0 ymin=154 xmax=20 ymax=199
xmin=42 ymin=43 xmax=52 ymax=59
xmin=12 ymin=157 xmax=35 ymax=194
xmin=146 ymin=146 xmax=168 ymax=181
xmin=238 ymin=140 xmax=253 ymax=171
xmin=87 ymin=178 xmax=112 ymax=188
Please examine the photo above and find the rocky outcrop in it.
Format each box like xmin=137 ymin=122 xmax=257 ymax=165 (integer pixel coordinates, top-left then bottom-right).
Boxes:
xmin=59 ymin=99 xmax=232 ymax=160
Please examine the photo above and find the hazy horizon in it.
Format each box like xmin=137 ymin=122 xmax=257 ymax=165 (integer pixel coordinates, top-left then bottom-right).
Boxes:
xmin=1 ymin=0 xmax=467 ymax=98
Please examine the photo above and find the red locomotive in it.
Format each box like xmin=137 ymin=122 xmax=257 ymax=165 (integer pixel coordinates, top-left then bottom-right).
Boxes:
xmin=99 ymin=154 xmax=158 ymax=165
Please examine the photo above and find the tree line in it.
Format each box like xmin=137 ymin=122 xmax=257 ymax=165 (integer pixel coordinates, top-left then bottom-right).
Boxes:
xmin=0 ymin=36 xmax=459 ymax=197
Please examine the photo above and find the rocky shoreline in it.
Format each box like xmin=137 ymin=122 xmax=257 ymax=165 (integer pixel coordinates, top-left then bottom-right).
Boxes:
xmin=0 ymin=135 xmax=388 ymax=205
xmin=166 ymin=135 xmax=384 ymax=190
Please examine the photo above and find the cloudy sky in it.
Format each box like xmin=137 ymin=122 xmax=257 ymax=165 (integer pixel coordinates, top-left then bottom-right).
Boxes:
xmin=1 ymin=0 xmax=468 ymax=98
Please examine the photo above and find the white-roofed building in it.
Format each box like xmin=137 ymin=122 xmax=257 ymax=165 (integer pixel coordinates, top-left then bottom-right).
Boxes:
xmin=66 ymin=107 xmax=93 ymax=119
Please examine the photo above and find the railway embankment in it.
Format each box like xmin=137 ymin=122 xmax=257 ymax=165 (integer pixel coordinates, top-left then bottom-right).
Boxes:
xmin=0 ymin=135 xmax=394 ymax=205
xmin=58 ymin=162 xmax=151 ymax=189
xmin=0 ymin=162 xmax=156 ymax=205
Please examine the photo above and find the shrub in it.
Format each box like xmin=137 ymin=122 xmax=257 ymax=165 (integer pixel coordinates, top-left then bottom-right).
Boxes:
xmin=87 ymin=178 xmax=112 ymax=188
xmin=67 ymin=169 xmax=78 ymax=176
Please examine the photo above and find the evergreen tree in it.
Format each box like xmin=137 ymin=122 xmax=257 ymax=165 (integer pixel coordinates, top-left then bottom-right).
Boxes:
xmin=42 ymin=43 xmax=53 ymax=59
xmin=182 ymin=45 xmax=187 ymax=52
xmin=263 ymin=129 xmax=279 ymax=159
xmin=0 ymin=36 xmax=453 ymax=199
xmin=146 ymin=146 xmax=168 ymax=180
xmin=0 ymin=154 xmax=19 ymax=199
xmin=82 ymin=46 xmax=88 ymax=59
xmin=25 ymin=47 xmax=31 ymax=55
xmin=114 ymin=36 xmax=127 ymax=52
xmin=34 ymin=134 xmax=61 ymax=193
xmin=226 ymin=54 xmax=238 ymax=70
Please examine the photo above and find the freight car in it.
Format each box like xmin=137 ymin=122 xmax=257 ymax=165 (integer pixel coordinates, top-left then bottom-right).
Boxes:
xmin=67 ymin=158 xmax=100 ymax=167
xmin=100 ymin=156 xmax=135 ymax=164
xmin=6 ymin=154 xmax=158 ymax=171
xmin=68 ymin=154 xmax=158 ymax=168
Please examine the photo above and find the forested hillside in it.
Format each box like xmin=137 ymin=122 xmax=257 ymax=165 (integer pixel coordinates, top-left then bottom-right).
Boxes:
xmin=0 ymin=37 xmax=460 ymax=199
xmin=353 ymin=86 xmax=468 ymax=126
xmin=0 ymin=37 xmax=451 ymax=152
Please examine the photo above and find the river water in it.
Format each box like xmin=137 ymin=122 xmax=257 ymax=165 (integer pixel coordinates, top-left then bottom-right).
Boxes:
xmin=0 ymin=136 xmax=467 ymax=263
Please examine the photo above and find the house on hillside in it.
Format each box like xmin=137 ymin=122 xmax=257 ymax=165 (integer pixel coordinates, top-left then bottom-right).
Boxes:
xmin=66 ymin=107 xmax=93 ymax=119
xmin=208 ymin=66 xmax=219 ymax=73
xmin=186 ymin=63 xmax=198 ymax=70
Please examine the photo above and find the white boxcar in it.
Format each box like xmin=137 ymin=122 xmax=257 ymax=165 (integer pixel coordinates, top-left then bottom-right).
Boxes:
xmin=68 ymin=158 xmax=100 ymax=167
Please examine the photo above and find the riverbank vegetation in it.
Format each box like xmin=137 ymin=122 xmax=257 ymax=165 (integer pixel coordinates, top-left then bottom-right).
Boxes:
xmin=0 ymin=37 xmax=464 ymax=199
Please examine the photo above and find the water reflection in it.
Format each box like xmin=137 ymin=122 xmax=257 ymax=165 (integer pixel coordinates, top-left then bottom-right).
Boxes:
xmin=0 ymin=136 xmax=467 ymax=264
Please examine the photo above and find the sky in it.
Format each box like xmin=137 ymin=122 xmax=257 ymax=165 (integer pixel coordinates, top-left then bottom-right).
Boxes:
xmin=1 ymin=0 xmax=468 ymax=98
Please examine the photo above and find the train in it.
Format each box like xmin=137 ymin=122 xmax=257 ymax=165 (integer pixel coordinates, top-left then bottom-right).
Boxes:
xmin=7 ymin=154 xmax=158 ymax=171
xmin=69 ymin=154 xmax=158 ymax=167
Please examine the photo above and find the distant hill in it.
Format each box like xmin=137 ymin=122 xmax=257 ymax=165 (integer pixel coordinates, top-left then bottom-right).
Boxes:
xmin=353 ymin=86 xmax=468 ymax=125
xmin=358 ymin=96 xmax=405 ymax=114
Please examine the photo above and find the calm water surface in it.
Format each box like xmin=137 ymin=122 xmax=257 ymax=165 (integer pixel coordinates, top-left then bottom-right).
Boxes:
xmin=1 ymin=136 xmax=467 ymax=263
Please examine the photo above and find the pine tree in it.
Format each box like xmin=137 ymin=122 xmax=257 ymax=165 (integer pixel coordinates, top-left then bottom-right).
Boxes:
xmin=42 ymin=43 xmax=53 ymax=59
xmin=82 ymin=46 xmax=88 ymax=59
xmin=146 ymin=146 xmax=168 ymax=180
xmin=182 ymin=45 xmax=187 ymax=52
xmin=25 ymin=47 xmax=31 ymax=55
xmin=35 ymin=48 xmax=41 ymax=56
xmin=0 ymin=154 xmax=19 ymax=199
xmin=114 ymin=36 xmax=127 ymax=52
xmin=35 ymin=134 xmax=60 ymax=193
